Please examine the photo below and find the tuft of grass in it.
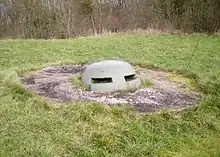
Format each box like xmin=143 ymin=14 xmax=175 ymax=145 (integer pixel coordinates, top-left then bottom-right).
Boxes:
xmin=0 ymin=34 xmax=220 ymax=157
xmin=141 ymin=79 xmax=154 ymax=88
xmin=166 ymin=73 xmax=198 ymax=91
xmin=71 ymin=75 xmax=85 ymax=89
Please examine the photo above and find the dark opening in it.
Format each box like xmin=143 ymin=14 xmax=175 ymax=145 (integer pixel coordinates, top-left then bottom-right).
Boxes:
xmin=124 ymin=74 xmax=136 ymax=82
xmin=92 ymin=77 xmax=113 ymax=83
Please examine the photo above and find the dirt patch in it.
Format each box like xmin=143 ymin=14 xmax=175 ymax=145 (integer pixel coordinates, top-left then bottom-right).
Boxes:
xmin=20 ymin=65 xmax=201 ymax=113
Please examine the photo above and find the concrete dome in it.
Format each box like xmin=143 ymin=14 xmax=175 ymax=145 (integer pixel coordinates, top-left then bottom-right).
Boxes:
xmin=82 ymin=60 xmax=141 ymax=93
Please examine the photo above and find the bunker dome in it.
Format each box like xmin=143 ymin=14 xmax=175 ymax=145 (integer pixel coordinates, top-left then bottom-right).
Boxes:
xmin=82 ymin=60 xmax=141 ymax=93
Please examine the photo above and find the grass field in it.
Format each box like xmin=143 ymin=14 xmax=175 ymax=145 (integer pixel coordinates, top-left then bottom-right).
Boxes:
xmin=0 ymin=34 xmax=220 ymax=157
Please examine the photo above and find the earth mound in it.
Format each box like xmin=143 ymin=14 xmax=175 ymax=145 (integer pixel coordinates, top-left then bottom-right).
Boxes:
xmin=20 ymin=65 xmax=200 ymax=113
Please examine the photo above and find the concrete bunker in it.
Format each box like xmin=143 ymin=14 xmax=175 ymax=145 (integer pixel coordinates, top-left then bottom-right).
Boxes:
xmin=82 ymin=60 xmax=142 ymax=93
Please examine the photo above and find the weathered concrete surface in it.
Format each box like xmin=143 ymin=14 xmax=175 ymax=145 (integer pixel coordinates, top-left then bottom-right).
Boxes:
xmin=20 ymin=65 xmax=201 ymax=113
xmin=82 ymin=60 xmax=141 ymax=93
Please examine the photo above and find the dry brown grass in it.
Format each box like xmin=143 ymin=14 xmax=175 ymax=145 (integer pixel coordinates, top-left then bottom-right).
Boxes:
xmin=75 ymin=28 xmax=220 ymax=40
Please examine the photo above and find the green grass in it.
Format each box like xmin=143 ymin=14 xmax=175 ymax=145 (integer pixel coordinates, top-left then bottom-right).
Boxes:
xmin=71 ymin=75 xmax=85 ymax=89
xmin=0 ymin=34 xmax=220 ymax=157
xmin=141 ymin=79 xmax=154 ymax=88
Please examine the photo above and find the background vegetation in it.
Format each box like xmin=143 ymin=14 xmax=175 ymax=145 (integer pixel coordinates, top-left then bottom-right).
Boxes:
xmin=0 ymin=0 xmax=220 ymax=39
